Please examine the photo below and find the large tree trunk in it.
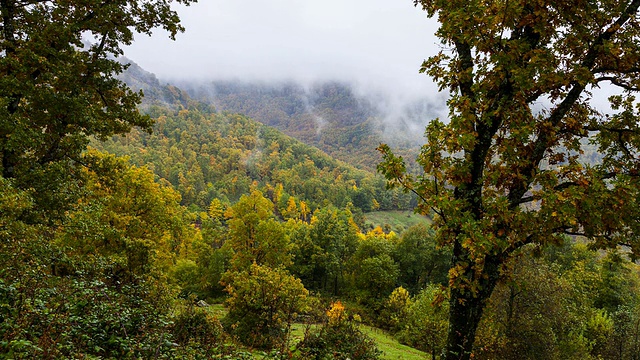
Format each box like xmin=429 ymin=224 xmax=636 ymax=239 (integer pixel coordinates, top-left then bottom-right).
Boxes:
xmin=444 ymin=288 xmax=490 ymax=360
xmin=444 ymin=249 xmax=502 ymax=360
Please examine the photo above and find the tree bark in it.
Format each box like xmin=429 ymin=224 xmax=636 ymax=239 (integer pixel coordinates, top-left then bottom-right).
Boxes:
xmin=444 ymin=250 xmax=502 ymax=360
xmin=445 ymin=291 xmax=486 ymax=360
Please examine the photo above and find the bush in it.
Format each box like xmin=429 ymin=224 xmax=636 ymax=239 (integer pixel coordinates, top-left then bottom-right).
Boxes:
xmin=171 ymin=300 xmax=223 ymax=350
xmin=295 ymin=301 xmax=381 ymax=360
xmin=396 ymin=285 xmax=448 ymax=358
xmin=0 ymin=265 xmax=177 ymax=359
xmin=222 ymin=264 xmax=308 ymax=350
xmin=379 ymin=286 xmax=411 ymax=332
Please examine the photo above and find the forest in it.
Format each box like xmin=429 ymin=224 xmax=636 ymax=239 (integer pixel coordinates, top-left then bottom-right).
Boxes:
xmin=3 ymin=0 xmax=640 ymax=360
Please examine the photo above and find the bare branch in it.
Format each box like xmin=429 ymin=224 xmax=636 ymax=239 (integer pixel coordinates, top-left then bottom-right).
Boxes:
xmin=593 ymin=66 xmax=640 ymax=74
xmin=584 ymin=125 xmax=638 ymax=133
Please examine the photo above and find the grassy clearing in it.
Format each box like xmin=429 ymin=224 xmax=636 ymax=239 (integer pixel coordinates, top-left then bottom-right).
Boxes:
xmin=207 ymin=305 xmax=427 ymax=359
xmin=361 ymin=326 xmax=428 ymax=360
xmin=290 ymin=322 xmax=427 ymax=360
xmin=289 ymin=323 xmax=316 ymax=345
xmin=364 ymin=210 xmax=431 ymax=235
xmin=207 ymin=303 xmax=228 ymax=318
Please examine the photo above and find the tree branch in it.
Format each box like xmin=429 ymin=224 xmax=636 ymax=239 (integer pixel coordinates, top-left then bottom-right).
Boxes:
xmin=515 ymin=171 xmax=620 ymax=206
xmin=596 ymin=76 xmax=640 ymax=91
xmin=508 ymin=0 xmax=640 ymax=209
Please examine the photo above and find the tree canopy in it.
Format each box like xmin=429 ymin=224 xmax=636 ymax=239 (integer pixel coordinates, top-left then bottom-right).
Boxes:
xmin=378 ymin=1 xmax=640 ymax=359
xmin=0 ymin=0 xmax=195 ymax=210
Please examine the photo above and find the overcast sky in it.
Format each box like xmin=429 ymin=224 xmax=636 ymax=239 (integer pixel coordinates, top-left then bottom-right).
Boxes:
xmin=124 ymin=0 xmax=441 ymax=97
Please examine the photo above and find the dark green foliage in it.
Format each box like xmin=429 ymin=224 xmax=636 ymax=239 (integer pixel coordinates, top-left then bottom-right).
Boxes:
xmin=295 ymin=325 xmax=381 ymax=360
xmin=594 ymin=252 xmax=639 ymax=313
xmin=605 ymin=305 xmax=640 ymax=360
xmin=171 ymin=301 xmax=223 ymax=352
xmin=223 ymin=264 xmax=308 ymax=350
xmin=0 ymin=249 xmax=176 ymax=359
xmin=394 ymin=224 xmax=450 ymax=294
xmin=396 ymin=285 xmax=448 ymax=358
xmin=475 ymin=243 xmax=640 ymax=360
xmin=351 ymin=229 xmax=400 ymax=308
xmin=289 ymin=207 xmax=359 ymax=296
xmin=0 ymin=0 xmax=196 ymax=218
xmin=295 ymin=302 xmax=381 ymax=360
xmin=0 ymin=157 xmax=197 ymax=359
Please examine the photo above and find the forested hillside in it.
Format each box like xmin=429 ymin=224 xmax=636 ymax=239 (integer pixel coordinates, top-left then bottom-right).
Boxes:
xmin=4 ymin=1 xmax=640 ymax=360
xmin=121 ymin=60 xmax=437 ymax=172
xmin=95 ymin=104 xmax=415 ymax=214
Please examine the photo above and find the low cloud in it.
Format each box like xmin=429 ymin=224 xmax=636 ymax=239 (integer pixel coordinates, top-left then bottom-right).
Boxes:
xmin=124 ymin=0 xmax=443 ymax=110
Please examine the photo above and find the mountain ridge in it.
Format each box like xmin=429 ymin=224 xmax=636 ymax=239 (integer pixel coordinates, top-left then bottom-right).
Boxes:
xmin=118 ymin=58 xmax=438 ymax=172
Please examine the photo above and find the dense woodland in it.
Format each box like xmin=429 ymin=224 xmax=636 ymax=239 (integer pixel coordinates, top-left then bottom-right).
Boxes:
xmin=95 ymin=104 xmax=415 ymax=213
xmin=121 ymin=60 xmax=431 ymax=173
xmin=3 ymin=0 xmax=640 ymax=360
xmin=4 ymin=74 xmax=640 ymax=359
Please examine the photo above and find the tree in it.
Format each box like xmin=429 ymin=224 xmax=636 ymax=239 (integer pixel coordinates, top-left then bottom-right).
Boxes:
xmin=0 ymin=0 xmax=195 ymax=211
xmin=394 ymin=223 xmax=450 ymax=293
xmin=352 ymin=228 xmax=400 ymax=306
xmin=306 ymin=207 xmax=359 ymax=295
xmin=0 ymin=152 xmax=189 ymax=358
xmin=378 ymin=1 xmax=640 ymax=359
xmin=60 ymin=150 xmax=196 ymax=281
xmin=225 ymin=189 xmax=291 ymax=270
xmin=397 ymin=285 xmax=449 ymax=360
xmin=223 ymin=264 xmax=308 ymax=350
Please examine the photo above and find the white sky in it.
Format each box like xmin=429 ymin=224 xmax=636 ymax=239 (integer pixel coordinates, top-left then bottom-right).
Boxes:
xmin=123 ymin=0 xmax=442 ymax=97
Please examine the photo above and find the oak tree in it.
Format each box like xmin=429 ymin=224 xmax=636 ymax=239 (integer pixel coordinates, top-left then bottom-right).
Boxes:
xmin=0 ymin=0 xmax=195 ymax=210
xmin=378 ymin=1 xmax=640 ymax=359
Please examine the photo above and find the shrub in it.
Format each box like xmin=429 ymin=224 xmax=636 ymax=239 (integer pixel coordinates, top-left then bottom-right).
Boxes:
xmin=379 ymin=286 xmax=411 ymax=332
xmin=222 ymin=264 xmax=308 ymax=350
xmin=295 ymin=301 xmax=381 ymax=360
xmin=171 ymin=300 xmax=223 ymax=350
xmin=396 ymin=285 xmax=448 ymax=359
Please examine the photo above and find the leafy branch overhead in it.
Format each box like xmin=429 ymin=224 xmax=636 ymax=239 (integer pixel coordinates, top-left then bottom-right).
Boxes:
xmin=0 ymin=0 xmax=195 ymax=183
xmin=379 ymin=1 xmax=640 ymax=359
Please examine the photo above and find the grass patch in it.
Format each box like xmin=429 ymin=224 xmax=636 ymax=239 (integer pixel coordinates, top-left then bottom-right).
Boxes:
xmin=206 ymin=303 xmax=228 ymax=318
xmin=290 ymin=322 xmax=427 ymax=360
xmin=204 ymin=305 xmax=427 ymax=359
xmin=361 ymin=325 xmax=429 ymax=360
xmin=364 ymin=210 xmax=431 ymax=235
xmin=289 ymin=323 xmax=316 ymax=345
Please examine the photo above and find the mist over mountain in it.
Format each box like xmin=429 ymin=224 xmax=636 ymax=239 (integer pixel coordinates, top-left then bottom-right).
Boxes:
xmin=119 ymin=58 xmax=444 ymax=171
xmin=178 ymin=78 xmax=445 ymax=145
xmin=119 ymin=58 xmax=192 ymax=109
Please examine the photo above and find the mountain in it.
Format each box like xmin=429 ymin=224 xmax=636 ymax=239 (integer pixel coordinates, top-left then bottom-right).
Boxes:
xmin=118 ymin=59 xmax=441 ymax=172
xmin=94 ymin=99 xmax=415 ymax=214
xmin=177 ymin=79 xmax=442 ymax=172
xmin=117 ymin=58 xmax=192 ymax=109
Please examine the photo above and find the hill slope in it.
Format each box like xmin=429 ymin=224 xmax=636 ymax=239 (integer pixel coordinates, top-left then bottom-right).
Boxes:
xmin=119 ymin=60 xmax=441 ymax=172
xmin=179 ymin=79 xmax=439 ymax=171
xmin=95 ymin=104 xmax=415 ymax=213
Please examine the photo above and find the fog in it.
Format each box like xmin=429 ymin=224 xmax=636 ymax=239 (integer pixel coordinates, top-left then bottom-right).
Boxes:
xmin=123 ymin=0 xmax=625 ymax=131
xmin=123 ymin=0 xmax=443 ymax=109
